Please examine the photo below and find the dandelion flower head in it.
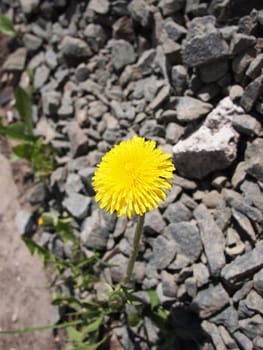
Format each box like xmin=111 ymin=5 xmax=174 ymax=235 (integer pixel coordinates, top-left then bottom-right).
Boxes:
xmin=92 ymin=136 xmax=175 ymax=218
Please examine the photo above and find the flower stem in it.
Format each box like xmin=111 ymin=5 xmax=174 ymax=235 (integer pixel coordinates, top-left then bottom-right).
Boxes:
xmin=123 ymin=214 xmax=145 ymax=285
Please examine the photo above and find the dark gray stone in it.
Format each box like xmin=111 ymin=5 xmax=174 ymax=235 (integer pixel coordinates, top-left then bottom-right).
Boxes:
xmin=240 ymin=74 xmax=263 ymax=112
xmin=221 ymin=241 xmax=263 ymax=287
xmin=163 ymin=18 xmax=187 ymax=41
xmin=246 ymin=53 xmax=263 ymax=79
xmin=165 ymin=222 xmax=202 ymax=262
xmin=199 ymin=60 xmax=229 ymax=83
xmin=241 ymin=181 xmax=263 ymax=212
xmin=63 ymin=192 xmax=91 ymax=220
xmin=61 ymin=36 xmax=92 ymax=66
xmin=232 ymin=114 xmax=261 ymax=136
xmin=230 ymin=33 xmax=256 ymax=55
xmin=226 ymin=194 xmax=263 ymax=224
xmin=171 ymin=65 xmax=188 ymax=95
xmin=211 ymin=306 xmax=239 ymax=333
xmin=191 ymin=284 xmax=229 ymax=318
xmin=26 ymin=182 xmax=46 ymax=205
xmin=151 ymin=236 xmax=176 ymax=270
xmin=182 ymin=16 xmax=228 ymax=67
xmin=194 ymin=204 xmax=225 ymax=276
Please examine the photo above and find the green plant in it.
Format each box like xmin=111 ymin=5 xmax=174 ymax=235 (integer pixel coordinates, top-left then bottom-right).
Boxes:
xmin=0 ymin=87 xmax=56 ymax=177
xmin=0 ymin=13 xmax=16 ymax=36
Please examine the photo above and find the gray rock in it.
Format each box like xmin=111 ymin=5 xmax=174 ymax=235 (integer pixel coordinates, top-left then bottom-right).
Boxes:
xmin=163 ymin=18 xmax=187 ymax=42
xmin=144 ymin=209 xmax=166 ymax=236
xmin=58 ymin=94 xmax=74 ymax=118
xmin=16 ymin=209 xmax=36 ymax=236
xmin=254 ymin=270 xmax=263 ymax=297
xmin=165 ymin=222 xmax=202 ymax=262
xmin=63 ymin=192 xmax=91 ymax=220
xmin=23 ymin=33 xmax=43 ymax=52
xmin=225 ymin=193 xmax=263 ymax=224
xmin=232 ymin=48 xmax=256 ymax=82
xmin=233 ymin=281 xmax=254 ymax=304
xmin=232 ymin=114 xmax=261 ymax=136
xmin=163 ymin=202 xmax=192 ymax=223
xmin=174 ymin=96 xmax=212 ymax=122
xmin=128 ymin=0 xmax=152 ymax=27
xmin=148 ymin=85 xmax=170 ymax=110
xmin=42 ymin=91 xmax=61 ymax=116
xmin=246 ymin=53 xmax=263 ymax=79
xmin=193 ymin=263 xmax=209 ymax=288
xmin=254 ymin=337 xmax=263 ymax=350
xmin=221 ymin=241 xmax=263 ymax=287
xmin=243 ymin=290 xmax=263 ymax=316
xmin=26 ymin=182 xmax=46 ymax=205
xmin=219 ymin=325 xmax=238 ymax=349
xmin=194 ymin=204 xmax=225 ymax=276
xmin=161 ymin=270 xmax=177 ymax=298
xmin=108 ymin=254 xmax=128 ymax=282
xmin=240 ymin=74 xmax=263 ymax=112
xmin=75 ymin=64 xmax=89 ymax=82
xmin=233 ymin=331 xmax=253 ymax=350
xmin=230 ymin=33 xmax=256 ymax=55
xmin=33 ymin=64 xmax=50 ymax=90
xmin=211 ymin=306 xmax=239 ymax=333
xmin=225 ymin=227 xmax=245 ymax=257
xmin=199 ymin=60 xmax=229 ymax=83
xmin=165 ymin=122 xmax=185 ymax=144
xmin=110 ymin=39 xmax=136 ymax=71
xmin=239 ymin=315 xmax=263 ymax=340
xmin=84 ymin=24 xmax=107 ymax=52
xmin=173 ymin=174 xmax=197 ymax=190
xmin=45 ymin=49 xmax=58 ymax=69
xmin=240 ymin=181 xmax=263 ymax=212
xmin=139 ymin=120 xmax=165 ymax=138
xmin=19 ymin=0 xmax=40 ymax=15
xmin=158 ymin=0 xmax=185 ymax=16
xmin=182 ymin=16 xmax=228 ymax=67
xmin=65 ymin=173 xmax=83 ymax=194
xmin=191 ymin=283 xmax=229 ymax=318
xmin=201 ymin=321 xmax=226 ymax=350
xmin=3 ymin=48 xmax=27 ymax=71
xmin=81 ymin=209 xmax=111 ymax=250
xmin=245 ymin=138 xmax=263 ymax=182
xmin=173 ymin=97 xmax=242 ymax=179
xmin=88 ymin=0 xmax=109 ymax=14
xmin=67 ymin=121 xmax=89 ymax=158
xmin=151 ymin=236 xmax=176 ymax=270
xmin=232 ymin=209 xmax=256 ymax=242
xmin=171 ymin=65 xmax=188 ymax=95
xmin=61 ymin=36 xmax=92 ymax=66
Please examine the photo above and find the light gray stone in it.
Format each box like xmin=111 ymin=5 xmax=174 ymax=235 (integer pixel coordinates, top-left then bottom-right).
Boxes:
xmin=3 ymin=48 xmax=27 ymax=71
xmin=175 ymin=96 xmax=212 ymax=122
xmin=63 ymin=192 xmax=91 ymax=220
xmin=254 ymin=270 xmax=263 ymax=297
xmin=110 ymin=39 xmax=136 ymax=71
xmin=19 ymin=0 xmax=39 ymax=15
xmin=151 ymin=236 xmax=176 ymax=270
xmin=239 ymin=315 xmax=263 ymax=340
xmin=144 ymin=209 xmax=166 ymax=236
xmin=173 ymin=97 xmax=242 ymax=179
xmin=61 ymin=36 xmax=92 ymax=65
xmin=88 ymin=0 xmax=109 ymax=14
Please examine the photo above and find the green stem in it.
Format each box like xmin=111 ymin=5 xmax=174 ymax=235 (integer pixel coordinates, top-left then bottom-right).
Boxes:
xmin=124 ymin=214 xmax=145 ymax=284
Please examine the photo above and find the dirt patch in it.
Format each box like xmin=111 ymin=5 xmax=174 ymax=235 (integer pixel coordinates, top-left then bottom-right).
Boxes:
xmin=0 ymin=152 xmax=56 ymax=350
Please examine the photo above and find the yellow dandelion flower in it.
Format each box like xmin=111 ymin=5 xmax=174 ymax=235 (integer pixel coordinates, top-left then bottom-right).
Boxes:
xmin=92 ymin=136 xmax=175 ymax=218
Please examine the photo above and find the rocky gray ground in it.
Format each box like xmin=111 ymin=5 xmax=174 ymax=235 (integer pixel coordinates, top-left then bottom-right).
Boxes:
xmin=1 ymin=0 xmax=263 ymax=349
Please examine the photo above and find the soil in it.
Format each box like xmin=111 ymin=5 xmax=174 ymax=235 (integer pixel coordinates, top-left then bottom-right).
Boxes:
xmin=0 ymin=144 xmax=57 ymax=350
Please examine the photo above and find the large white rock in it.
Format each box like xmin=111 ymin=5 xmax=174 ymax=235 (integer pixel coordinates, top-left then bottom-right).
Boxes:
xmin=173 ymin=97 xmax=244 ymax=179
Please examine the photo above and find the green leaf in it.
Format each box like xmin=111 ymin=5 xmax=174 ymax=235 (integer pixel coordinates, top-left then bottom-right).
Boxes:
xmin=75 ymin=337 xmax=107 ymax=350
xmin=15 ymin=87 xmax=33 ymax=135
xmin=22 ymin=237 xmax=56 ymax=267
xmin=0 ymin=120 xmax=35 ymax=142
xmin=67 ymin=326 xmax=85 ymax=343
xmin=12 ymin=142 xmax=34 ymax=161
xmin=0 ymin=13 xmax=16 ymax=36
xmin=82 ymin=316 xmax=103 ymax=334
xmin=147 ymin=289 xmax=160 ymax=310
